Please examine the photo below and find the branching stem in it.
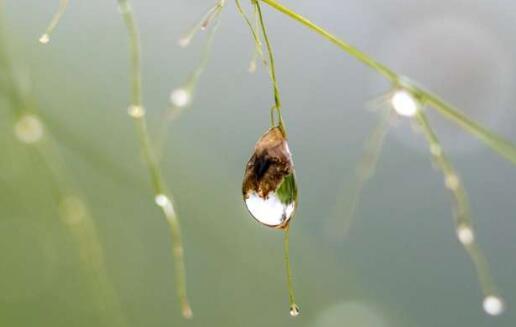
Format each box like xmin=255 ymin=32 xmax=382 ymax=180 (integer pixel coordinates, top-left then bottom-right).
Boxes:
xmin=259 ymin=0 xmax=516 ymax=164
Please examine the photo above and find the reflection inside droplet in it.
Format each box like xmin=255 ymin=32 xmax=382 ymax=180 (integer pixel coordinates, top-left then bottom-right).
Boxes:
xmin=245 ymin=191 xmax=295 ymax=227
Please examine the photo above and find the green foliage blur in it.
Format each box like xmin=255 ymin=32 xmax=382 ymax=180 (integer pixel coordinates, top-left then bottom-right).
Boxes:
xmin=1 ymin=1 xmax=515 ymax=327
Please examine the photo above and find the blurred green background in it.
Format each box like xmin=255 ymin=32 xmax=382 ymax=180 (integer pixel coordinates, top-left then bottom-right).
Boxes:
xmin=1 ymin=0 xmax=515 ymax=326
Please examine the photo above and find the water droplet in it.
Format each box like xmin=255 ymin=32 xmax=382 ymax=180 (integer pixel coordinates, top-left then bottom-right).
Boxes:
xmin=170 ymin=88 xmax=191 ymax=108
xmin=289 ymin=304 xmax=300 ymax=317
xmin=243 ymin=127 xmax=297 ymax=229
xmin=128 ymin=105 xmax=145 ymax=118
xmin=248 ymin=59 xmax=257 ymax=73
xmin=483 ymin=295 xmax=505 ymax=316
xmin=15 ymin=114 xmax=44 ymax=144
xmin=456 ymin=224 xmax=475 ymax=245
xmin=154 ymin=194 xmax=169 ymax=207
xmin=154 ymin=194 xmax=176 ymax=217
xmin=182 ymin=303 xmax=193 ymax=319
xmin=391 ymin=89 xmax=419 ymax=117
xmin=178 ymin=37 xmax=191 ymax=48
xmin=39 ymin=33 xmax=50 ymax=44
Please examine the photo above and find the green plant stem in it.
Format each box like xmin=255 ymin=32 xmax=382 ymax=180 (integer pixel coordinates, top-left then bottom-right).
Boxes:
xmin=415 ymin=111 xmax=500 ymax=299
xmin=179 ymin=0 xmax=224 ymax=47
xmin=260 ymin=0 xmax=397 ymax=82
xmin=283 ymin=227 xmax=299 ymax=315
xmin=338 ymin=109 xmax=391 ymax=236
xmin=40 ymin=0 xmax=69 ymax=42
xmin=116 ymin=0 xmax=192 ymax=318
xmin=252 ymin=1 xmax=298 ymax=313
xmin=418 ymin=91 xmax=516 ymax=165
xmin=255 ymin=0 xmax=285 ymax=131
xmin=235 ymin=0 xmax=265 ymax=66
xmin=179 ymin=19 xmax=220 ymax=104
xmin=157 ymin=21 xmax=220 ymax=156
xmin=259 ymin=0 xmax=516 ymax=165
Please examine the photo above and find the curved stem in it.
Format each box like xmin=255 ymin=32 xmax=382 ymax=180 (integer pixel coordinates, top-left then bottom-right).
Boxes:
xmin=178 ymin=0 xmax=224 ymax=47
xmin=259 ymin=0 xmax=516 ymax=165
xmin=39 ymin=0 xmax=69 ymax=43
xmin=235 ymin=0 xmax=266 ymax=72
xmin=415 ymin=111 xmax=502 ymax=308
xmin=259 ymin=0 xmax=397 ymax=82
xmin=284 ymin=227 xmax=299 ymax=316
xmin=157 ymin=21 xmax=220 ymax=156
xmin=339 ymin=109 xmax=391 ymax=236
xmin=417 ymin=90 xmax=516 ymax=165
xmin=116 ymin=0 xmax=192 ymax=319
xmin=255 ymin=1 xmax=285 ymax=132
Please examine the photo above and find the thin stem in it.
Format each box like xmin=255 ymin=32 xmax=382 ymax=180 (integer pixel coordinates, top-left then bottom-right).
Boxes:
xmin=235 ymin=0 xmax=266 ymax=71
xmin=259 ymin=0 xmax=516 ymax=165
xmin=259 ymin=0 xmax=397 ymax=82
xmin=157 ymin=21 xmax=220 ymax=156
xmin=415 ymin=111 xmax=502 ymax=311
xmin=418 ymin=90 xmax=516 ymax=165
xmin=34 ymin=137 xmax=128 ymax=327
xmin=340 ymin=109 xmax=391 ymax=235
xmin=118 ymin=0 xmax=142 ymax=106
xmin=116 ymin=0 xmax=192 ymax=318
xmin=283 ymin=227 xmax=299 ymax=316
xmin=178 ymin=0 xmax=224 ymax=47
xmin=255 ymin=1 xmax=284 ymax=132
xmin=183 ymin=20 xmax=220 ymax=98
xmin=39 ymin=0 xmax=69 ymax=44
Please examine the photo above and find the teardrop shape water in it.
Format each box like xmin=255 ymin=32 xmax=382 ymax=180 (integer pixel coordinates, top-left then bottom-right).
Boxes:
xmin=242 ymin=127 xmax=298 ymax=229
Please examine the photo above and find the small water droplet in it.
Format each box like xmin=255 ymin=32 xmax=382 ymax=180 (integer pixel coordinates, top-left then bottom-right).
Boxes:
xmin=289 ymin=304 xmax=300 ymax=317
xmin=243 ymin=127 xmax=297 ymax=229
xmin=128 ymin=105 xmax=145 ymax=118
xmin=154 ymin=194 xmax=169 ymax=207
xmin=391 ymin=89 xmax=419 ymax=117
xmin=456 ymin=224 xmax=475 ymax=245
xmin=483 ymin=295 xmax=505 ymax=316
xmin=182 ymin=303 xmax=193 ymax=319
xmin=248 ymin=59 xmax=257 ymax=73
xmin=178 ymin=37 xmax=191 ymax=48
xmin=39 ymin=34 xmax=50 ymax=44
xmin=154 ymin=194 xmax=176 ymax=217
xmin=170 ymin=88 xmax=191 ymax=108
xmin=15 ymin=114 xmax=44 ymax=144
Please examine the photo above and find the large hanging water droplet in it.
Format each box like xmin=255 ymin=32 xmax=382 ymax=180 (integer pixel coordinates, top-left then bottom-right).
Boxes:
xmin=242 ymin=127 xmax=298 ymax=229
